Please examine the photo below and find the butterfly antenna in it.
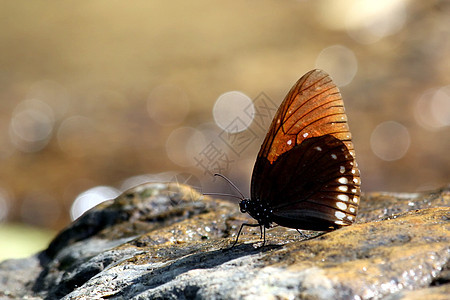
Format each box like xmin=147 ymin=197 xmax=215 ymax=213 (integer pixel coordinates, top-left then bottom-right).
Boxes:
xmin=202 ymin=192 xmax=243 ymax=201
xmin=213 ymin=173 xmax=246 ymax=199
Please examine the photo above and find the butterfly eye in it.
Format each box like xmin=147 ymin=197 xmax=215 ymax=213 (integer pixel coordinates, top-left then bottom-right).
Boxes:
xmin=239 ymin=201 xmax=247 ymax=213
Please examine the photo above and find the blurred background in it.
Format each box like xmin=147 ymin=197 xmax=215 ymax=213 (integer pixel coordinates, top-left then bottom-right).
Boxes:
xmin=0 ymin=0 xmax=449 ymax=260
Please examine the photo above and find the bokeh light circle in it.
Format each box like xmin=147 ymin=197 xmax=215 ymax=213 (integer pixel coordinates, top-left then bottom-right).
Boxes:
xmin=346 ymin=0 xmax=407 ymax=44
xmin=370 ymin=121 xmax=411 ymax=161
xmin=57 ymin=115 xmax=96 ymax=157
xmin=213 ymin=91 xmax=254 ymax=133
xmin=430 ymin=86 xmax=450 ymax=127
xmin=317 ymin=0 xmax=407 ymax=44
xmin=70 ymin=186 xmax=120 ymax=221
xmin=415 ymin=87 xmax=450 ymax=130
xmin=9 ymin=99 xmax=55 ymax=152
xmin=166 ymin=127 xmax=207 ymax=168
xmin=315 ymin=45 xmax=358 ymax=87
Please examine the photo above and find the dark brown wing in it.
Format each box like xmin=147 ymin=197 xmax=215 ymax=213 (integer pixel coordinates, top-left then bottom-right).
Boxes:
xmin=251 ymin=69 xmax=360 ymax=230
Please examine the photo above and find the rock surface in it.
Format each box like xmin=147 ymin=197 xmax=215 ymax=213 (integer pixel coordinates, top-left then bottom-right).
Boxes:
xmin=1 ymin=182 xmax=449 ymax=299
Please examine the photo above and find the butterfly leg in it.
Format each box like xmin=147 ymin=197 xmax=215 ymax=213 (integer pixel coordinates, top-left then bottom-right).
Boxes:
xmin=231 ymin=223 xmax=263 ymax=248
xmin=261 ymin=226 xmax=266 ymax=246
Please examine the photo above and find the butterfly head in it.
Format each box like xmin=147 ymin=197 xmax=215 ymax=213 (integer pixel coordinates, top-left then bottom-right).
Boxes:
xmin=239 ymin=198 xmax=272 ymax=228
xmin=239 ymin=198 xmax=251 ymax=213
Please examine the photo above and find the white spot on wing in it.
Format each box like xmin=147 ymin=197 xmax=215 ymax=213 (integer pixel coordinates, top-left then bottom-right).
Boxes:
xmin=340 ymin=166 xmax=345 ymax=174
xmin=335 ymin=220 xmax=346 ymax=225
xmin=338 ymin=177 xmax=348 ymax=184
xmin=335 ymin=211 xmax=346 ymax=219
xmin=303 ymin=132 xmax=309 ymax=138
xmin=331 ymin=153 xmax=337 ymax=159
xmin=338 ymin=185 xmax=348 ymax=192
xmin=336 ymin=202 xmax=347 ymax=210
xmin=337 ymin=194 xmax=349 ymax=202
xmin=349 ymin=207 xmax=356 ymax=213
xmin=287 ymin=139 xmax=292 ymax=145
xmin=353 ymin=196 xmax=359 ymax=203
xmin=314 ymin=146 xmax=322 ymax=151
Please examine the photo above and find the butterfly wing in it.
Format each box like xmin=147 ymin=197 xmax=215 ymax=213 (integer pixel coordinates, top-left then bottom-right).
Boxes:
xmin=251 ymin=69 xmax=360 ymax=230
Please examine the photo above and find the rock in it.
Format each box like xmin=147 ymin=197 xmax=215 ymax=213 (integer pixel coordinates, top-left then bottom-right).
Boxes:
xmin=0 ymin=182 xmax=449 ymax=299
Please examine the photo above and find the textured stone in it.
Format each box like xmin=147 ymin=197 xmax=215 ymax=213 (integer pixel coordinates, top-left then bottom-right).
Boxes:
xmin=0 ymin=183 xmax=449 ymax=299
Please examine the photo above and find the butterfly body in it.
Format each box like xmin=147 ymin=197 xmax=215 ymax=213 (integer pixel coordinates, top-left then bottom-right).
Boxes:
xmin=239 ymin=198 xmax=273 ymax=229
xmin=233 ymin=69 xmax=361 ymax=245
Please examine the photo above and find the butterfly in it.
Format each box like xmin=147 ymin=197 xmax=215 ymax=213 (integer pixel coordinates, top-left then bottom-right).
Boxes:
xmin=211 ymin=69 xmax=361 ymax=246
